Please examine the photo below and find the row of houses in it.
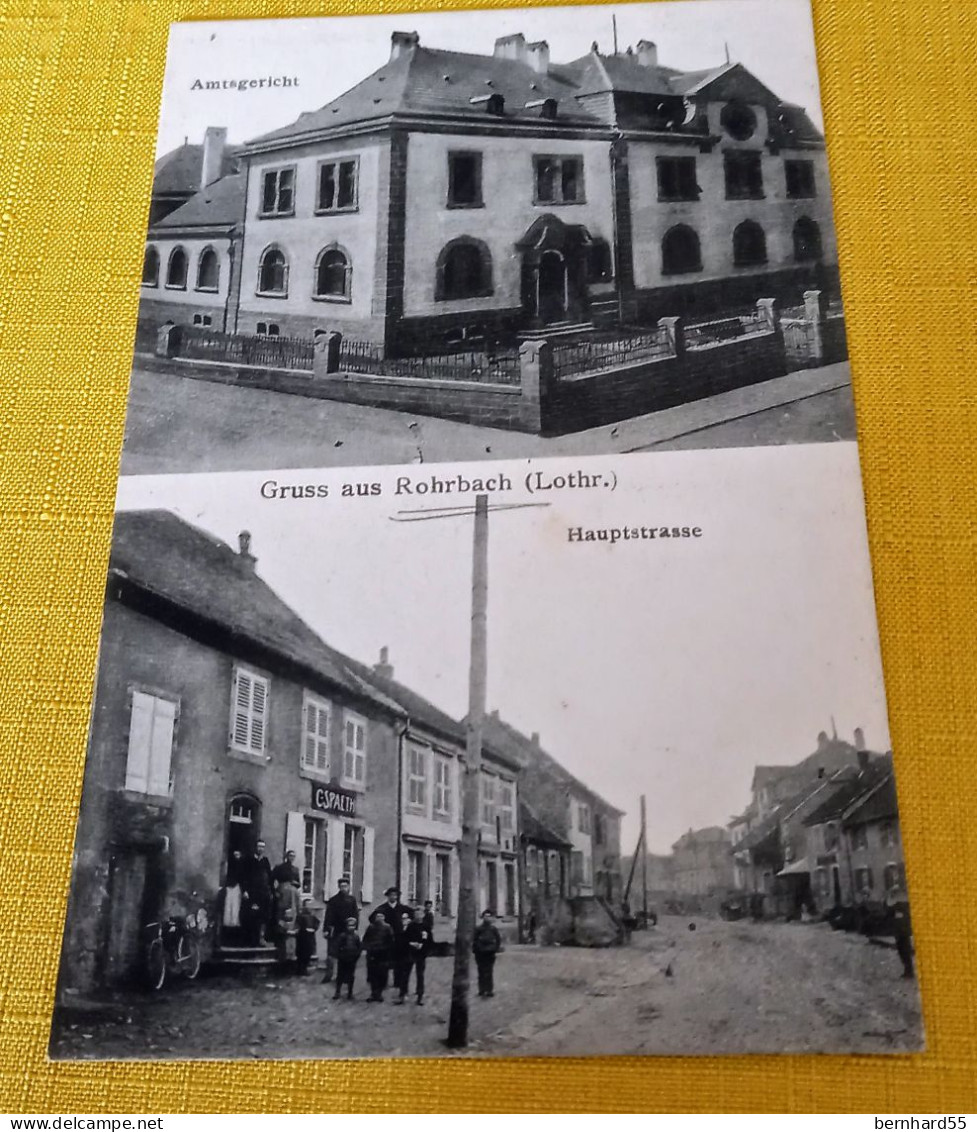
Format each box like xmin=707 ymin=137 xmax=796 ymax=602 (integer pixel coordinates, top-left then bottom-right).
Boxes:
xmin=637 ymin=728 xmax=907 ymax=921
xmin=139 ymin=28 xmax=839 ymax=356
xmin=58 ymin=510 xmax=623 ymax=994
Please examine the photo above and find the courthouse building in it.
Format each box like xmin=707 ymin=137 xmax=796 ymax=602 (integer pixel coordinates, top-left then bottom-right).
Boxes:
xmin=139 ymin=28 xmax=837 ymax=353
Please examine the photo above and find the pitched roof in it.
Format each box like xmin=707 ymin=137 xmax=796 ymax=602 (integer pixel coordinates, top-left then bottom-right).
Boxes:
xmin=519 ymin=801 xmax=572 ymax=848
xmin=480 ymin=712 xmax=624 ymax=816
xmin=803 ymin=756 xmax=894 ymax=827
xmin=153 ymin=140 xmax=241 ymax=197
xmin=151 ymin=172 xmax=247 ymax=233
xmin=110 ymin=510 xmax=401 ymax=713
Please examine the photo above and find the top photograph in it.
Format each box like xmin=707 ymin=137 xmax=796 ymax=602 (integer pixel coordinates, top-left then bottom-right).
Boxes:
xmin=125 ymin=0 xmax=852 ymax=475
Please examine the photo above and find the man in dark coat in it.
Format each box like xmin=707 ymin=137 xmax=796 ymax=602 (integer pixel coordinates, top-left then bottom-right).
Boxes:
xmin=321 ymin=877 xmax=360 ymax=984
xmin=370 ymin=887 xmax=412 ymax=941
xmin=401 ymin=907 xmax=431 ymax=1004
xmin=472 ymin=909 xmax=503 ymax=997
xmin=362 ymin=910 xmax=394 ymax=1002
xmin=243 ymin=839 xmax=274 ymax=945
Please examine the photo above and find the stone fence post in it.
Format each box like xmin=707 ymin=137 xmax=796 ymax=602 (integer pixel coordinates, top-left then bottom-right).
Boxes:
xmin=313 ymin=329 xmax=343 ymax=377
xmin=658 ymin=316 xmax=686 ymax=358
xmin=756 ymin=298 xmax=780 ymax=333
xmin=519 ymin=338 xmax=554 ymax=434
xmin=803 ymin=289 xmax=827 ymax=363
xmin=155 ymin=322 xmax=182 ymax=359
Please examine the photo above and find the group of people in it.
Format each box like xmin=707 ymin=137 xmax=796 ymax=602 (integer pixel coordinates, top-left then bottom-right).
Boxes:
xmin=222 ymin=841 xmax=305 ymax=948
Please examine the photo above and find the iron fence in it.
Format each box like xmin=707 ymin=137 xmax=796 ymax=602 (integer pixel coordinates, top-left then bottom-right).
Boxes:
xmin=179 ymin=326 xmax=314 ymax=371
xmin=685 ymin=316 xmax=758 ymax=350
xmin=339 ymin=339 xmax=521 ymax=385
xmin=552 ymin=328 xmax=672 ymax=379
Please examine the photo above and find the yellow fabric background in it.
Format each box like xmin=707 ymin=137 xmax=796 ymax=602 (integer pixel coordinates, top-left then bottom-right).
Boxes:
xmin=1 ymin=0 xmax=975 ymax=1113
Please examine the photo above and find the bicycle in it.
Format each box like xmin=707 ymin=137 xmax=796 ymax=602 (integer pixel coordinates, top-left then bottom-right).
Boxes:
xmin=144 ymin=904 xmax=207 ymax=991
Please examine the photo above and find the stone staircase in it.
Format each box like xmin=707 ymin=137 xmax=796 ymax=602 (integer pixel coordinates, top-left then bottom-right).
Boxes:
xmin=206 ymin=942 xmax=280 ymax=976
xmin=517 ymin=320 xmax=595 ymax=343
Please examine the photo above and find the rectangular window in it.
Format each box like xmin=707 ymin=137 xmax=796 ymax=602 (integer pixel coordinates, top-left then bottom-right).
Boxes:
xmin=855 ymin=866 xmax=874 ymax=892
xmin=724 ymin=150 xmax=764 ymax=200
xmin=883 ymin=863 xmax=904 ymax=890
xmin=504 ymin=862 xmax=516 ymax=917
xmin=447 ymin=151 xmax=483 ymax=207
xmin=823 ymin=823 xmax=839 ymax=851
xmin=260 ymin=166 xmax=296 ymax=216
xmin=785 ymin=158 xmax=816 ymax=199
xmin=317 ymin=158 xmax=359 ymax=213
xmin=534 ymin=155 xmax=584 ymax=204
xmin=480 ymin=774 xmax=496 ymax=826
xmin=435 ymin=852 xmax=451 ymax=915
xmin=851 ymin=825 xmax=869 ymax=851
xmin=407 ymin=849 xmax=424 ymax=905
xmin=657 ymin=156 xmax=699 ymax=201
xmin=125 ymin=690 xmax=177 ymax=796
xmin=578 ymin=803 xmax=592 ymax=835
xmin=407 ymin=744 xmax=427 ymax=811
xmin=229 ymin=667 xmax=268 ymax=755
xmin=880 ymin=821 xmax=898 ymax=848
xmin=343 ymin=711 xmax=367 ymax=786
xmin=434 ymin=755 xmax=452 ymax=817
xmin=526 ymin=846 xmax=538 ymax=889
xmin=302 ymin=818 xmax=320 ymax=897
xmin=343 ymin=823 xmax=356 ymax=881
xmin=301 ymin=693 xmax=331 ymax=774
xmin=499 ymin=781 xmax=514 ymax=832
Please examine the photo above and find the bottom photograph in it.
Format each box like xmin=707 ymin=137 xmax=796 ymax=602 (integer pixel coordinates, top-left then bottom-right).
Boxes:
xmin=50 ymin=451 xmax=924 ymax=1059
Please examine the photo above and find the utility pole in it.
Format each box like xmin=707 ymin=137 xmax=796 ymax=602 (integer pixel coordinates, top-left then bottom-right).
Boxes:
xmin=446 ymin=494 xmax=489 ymax=1049
xmin=640 ymin=793 xmax=648 ymax=923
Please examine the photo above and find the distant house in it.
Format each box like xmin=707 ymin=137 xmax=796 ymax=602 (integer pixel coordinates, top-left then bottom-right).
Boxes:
xmin=150 ymin=127 xmax=241 ymax=225
xmin=137 ymin=29 xmax=837 ymax=354
xmin=670 ymin=826 xmax=734 ymax=897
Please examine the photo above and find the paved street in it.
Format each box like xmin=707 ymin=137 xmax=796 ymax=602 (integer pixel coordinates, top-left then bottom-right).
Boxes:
xmin=119 ymin=361 xmax=855 ymax=475
xmin=51 ymin=914 xmax=921 ymax=1060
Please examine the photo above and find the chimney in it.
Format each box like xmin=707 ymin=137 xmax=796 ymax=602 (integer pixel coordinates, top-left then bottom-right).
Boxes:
xmin=855 ymin=727 xmax=869 ymax=770
xmin=390 ymin=31 xmax=420 ymax=61
xmin=494 ymin=33 xmax=527 ymax=63
xmin=526 ymin=40 xmax=550 ymax=74
xmin=201 ymin=126 xmax=227 ymax=189
xmin=816 ymin=730 xmax=829 ymax=750
xmin=531 ymin=731 xmax=540 ymax=747
xmin=237 ymin=530 xmax=256 ymax=572
xmin=854 ymin=727 xmax=865 ymax=751
xmin=636 ymin=39 xmax=658 ymax=67
xmin=374 ymin=646 xmax=394 ymax=681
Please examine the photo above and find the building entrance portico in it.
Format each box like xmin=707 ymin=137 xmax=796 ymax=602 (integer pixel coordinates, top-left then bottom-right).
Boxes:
xmin=517 ymin=214 xmax=592 ymax=328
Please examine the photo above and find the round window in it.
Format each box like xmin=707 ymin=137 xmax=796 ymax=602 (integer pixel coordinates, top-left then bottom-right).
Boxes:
xmin=720 ymin=100 xmax=757 ymax=141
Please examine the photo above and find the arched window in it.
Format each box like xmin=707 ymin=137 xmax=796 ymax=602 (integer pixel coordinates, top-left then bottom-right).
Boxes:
xmin=257 ymin=246 xmax=288 ymax=296
xmin=142 ymin=246 xmax=159 ymax=287
xmin=733 ymin=220 xmax=767 ymax=267
xmin=436 ymin=238 xmax=493 ymax=301
xmin=166 ymin=246 xmax=188 ymax=289
xmin=196 ymin=246 xmax=220 ymax=291
xmin=661 ymin=225 xmax=702 ymax=276
xmin=793 ymin=217 xmax=823 ymax=262
xmin=313 ymin=246 xmax=351 ymax=301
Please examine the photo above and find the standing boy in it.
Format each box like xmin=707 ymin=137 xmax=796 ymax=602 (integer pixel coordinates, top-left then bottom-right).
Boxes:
xmin=472 ymin=909 xmax=503 ymax=998
xmin=362 ymin=910 xmax=394 ymax=1002
xmin=403 ymin=906 xmax=431 ymax=1004
xmin=295 ymin=898 xmax=320 ymax=975
xmin=332 ymin=916 xmax=362 ymax=1000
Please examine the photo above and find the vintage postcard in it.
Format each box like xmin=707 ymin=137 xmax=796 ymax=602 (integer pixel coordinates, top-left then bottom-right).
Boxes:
xmin=124 ymin=0 xmax=849 ymax=475
xmin=49 ymin=0 xmax=923 ymax=1061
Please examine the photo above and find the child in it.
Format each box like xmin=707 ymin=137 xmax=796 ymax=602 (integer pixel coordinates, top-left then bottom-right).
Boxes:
xmin=333 ymin=915 xmax=363 ymax=1000
xmin=362 ymin=910 xmax=394 ymax=1002
xmin=472 ymin=909 xmax=503 ymax=998
xmin=404 ymin=906 xmax=430 ymax=1004
xmin=295 ymin=898 xmax=320 ymax=975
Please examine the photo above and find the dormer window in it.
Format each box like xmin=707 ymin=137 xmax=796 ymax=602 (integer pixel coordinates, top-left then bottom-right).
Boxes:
xmin=525 ymin=97 xmax=558 ymax=120
xmin=470 ymin=93 xmax=504 ymax=116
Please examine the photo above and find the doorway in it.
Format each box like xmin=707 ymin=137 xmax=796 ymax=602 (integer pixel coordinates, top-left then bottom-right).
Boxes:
xmin=537 ymin=250 xmax=568 ymax=324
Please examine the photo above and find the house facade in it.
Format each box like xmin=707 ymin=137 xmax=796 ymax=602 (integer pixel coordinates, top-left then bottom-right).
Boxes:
xmin=57 ymin=511 xmax=404 ymax=994
xmin=669 ymin=827 xmax=734 ymax=896
xmin=138 ymin=30 xmax=837 ymax=355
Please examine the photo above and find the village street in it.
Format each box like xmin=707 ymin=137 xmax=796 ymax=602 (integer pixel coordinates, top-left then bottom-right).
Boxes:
xmin=119 ymin=361 xmax=854 ymax=475
xmin=51 ymin=913 xmax=921 ymax=1060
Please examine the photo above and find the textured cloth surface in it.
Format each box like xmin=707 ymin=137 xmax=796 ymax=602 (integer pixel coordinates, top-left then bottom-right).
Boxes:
xmin=1 ymin=0 xmax=976 ymax=1114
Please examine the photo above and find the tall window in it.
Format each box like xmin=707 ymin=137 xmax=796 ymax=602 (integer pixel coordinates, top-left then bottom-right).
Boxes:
xmin=407 ymin=744 xmax=427 ymax=810
xmin=793 ymin=216 xmax=823 ymax=262
xmin=260 ymin=166 xmax=295 ymax=216
xmin=166 ymin=247 xmax=188 ymax=289
xmin=435 ymin=853 xmax=451 ymax=915
xmin=229 ymin=667 xmax=268 ymax=755
xmin=883 ymin=862 xmax=904 ymax=890
xmin=407 ymin=849 xmax=425 ymax=905
xmin=343 ymin=824 xmax=357 ymax=880
xmin=577 ymin=803 xmax=592 ymax=835
xmin=125 ymin=690 xmax=177 ymax=796
xmin=824 ymin=823 xmax=839 ymax=851
xmin=733 ymin=220 xmax=767 ymax=267
xmin=480 ymin=774 xmax=496 ymax=826
xmin=313 ymin=246 xmax=351 ymax=301
xmin=317 ymin=158 xmax=358 ymax=213
xmin=302 ymin=818 xmax=320 ymax=896
xmin=724 ymin=151 xmax=764 ymax=200
xmin=142 ymin=246 xmax=159 ymax=286
xmin=301 ymin=694 xmax=331 ymax=774
xmin=880 ymin=820 xmax=898 ymax=848
xmin=785 ymin=159 xmax=816 ymax=199
xmin=447 ymin=152 xmax=483 ymax=207
xmin=534 ymin=155 xmax=584 ymax=204
xmin=851 ymin=825 xmax=869 ymax=851
xmin=257 ymin=247 xmax=288 ymax=296
xmin=435 ymin=238 xmax=492 ymax=301
xmin=196 ymin=247 xmax=219 ymax=291
xmin=656 ymin=156 xmax=699 ymax=201
xmin=661 ymin=224 xmax=702 ymax=275
xmin=854 ymin=866 xmax=874 ymax=892
xmin=499 ymin=781 xmax=514 ymax=833
xmin=434 ymin=756 xmax=452 ymax=818
xmin=343 ymin=711 xmax=367 ymax=787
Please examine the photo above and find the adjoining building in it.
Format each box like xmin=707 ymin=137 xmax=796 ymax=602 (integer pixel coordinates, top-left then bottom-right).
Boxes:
xmin=139 ymin=29 xmax=838 ymax=355
xmin=669 ymin=826 xmax=734 ymax=897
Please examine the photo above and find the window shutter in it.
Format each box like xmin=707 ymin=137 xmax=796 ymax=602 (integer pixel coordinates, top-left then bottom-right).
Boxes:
xmin=284 ymin=811 xmax=305 ymax=861
xmin=361 ymin=825 xmax=375 ymax=905
xmin=231 ymin=669 xmax=251 ymax=748
xmin=125 ymin=691 xmax=154 ymax=793
xmin=324 ymin=817 xmax=343 ymax=898
xmin=250 ymin=678 xmax=267 ymax=752
xmin=148 ymin=697 xmax=177 ymax=796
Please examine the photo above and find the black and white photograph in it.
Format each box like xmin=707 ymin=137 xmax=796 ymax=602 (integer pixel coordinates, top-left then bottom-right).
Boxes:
xmin=50 ymin=448 xmax=924 ymax=1059
xmin=126 ymin=0 xmax=851 ymax=475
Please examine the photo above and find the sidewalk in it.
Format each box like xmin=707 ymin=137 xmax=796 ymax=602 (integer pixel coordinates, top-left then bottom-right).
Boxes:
xmin=122 ymin=359 xmax=852 ymax=475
